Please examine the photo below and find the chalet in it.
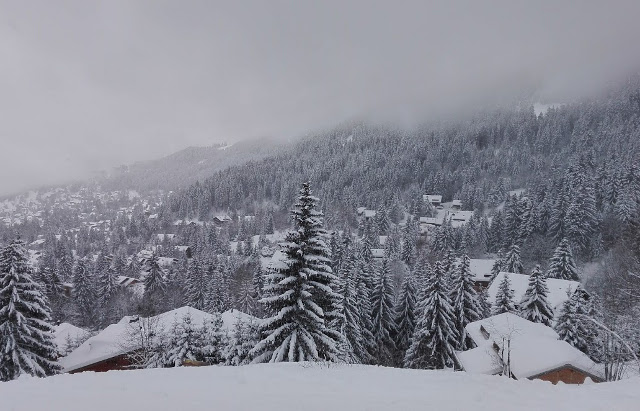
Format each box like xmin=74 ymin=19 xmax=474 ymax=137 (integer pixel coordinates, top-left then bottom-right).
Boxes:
xmin=456 ymin=313 xmax=603 ymax=384
xmin=213 ymin=214 xmax=232 ymax=225
xmin=451 ymin=199 xmax=462 ymax=211
xmin=468 ymin=258 xmax=496 ymax=291
xmin=423 ymin=194 xmax=442 ymax=208
xmin=60 ymin=307 xmax=260 ymax=374
xmin=488 ymin=272 xmax=581 ymax=315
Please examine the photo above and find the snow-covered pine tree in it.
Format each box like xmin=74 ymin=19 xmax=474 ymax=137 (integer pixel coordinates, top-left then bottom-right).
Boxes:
xmin=354 ymin=250 xmax=376 ymax=363
xmin=335 ymin=250 xmax=368 ymax=363
xmin=0 ymin=239 xmax=61 ymax=381
xmin=165 ymin=312 xmax=203 ymax=367
xmin=199 ymin=312 xmax=225 ymax=364
xmin=223 ymin=319 xmax=260 ymax=366
xmin=250 ymin=182 xmax=343 ymax=363
xmin=97 ymin=255 xmax=118 ymax=307
xmin=490 ymin=250 xmax=504 ymax=279
xmin=492 ymin=273 xmax=516 ymax=315
xmin=554 ymin=287 xmax=591 ymax=353
xmin=450 ymin=254 xmax=481 ymax=350
xmin=72 ymin=257 xmax=98 ymax=327
xmin=519 ymin=265 xmax=554 ymax=326
xmin=184 ymin=257 xmax=207 ymax=310
xmin=477 ymin=289 xmax=492 ymax=319
xmin=547 ymin=238 xmax=580 ymax=281
xmin=141 ymin=252 xmax=167 ymax=316
xmin=404 ymin=261 xmax=458 ymax=369
xmin=503 ymin=244 xmax=523 ymax=274
xmin=371 ymin=258 xmax=396 ymax=366
xmin=394 ymin=272 xmax=417 ymax=363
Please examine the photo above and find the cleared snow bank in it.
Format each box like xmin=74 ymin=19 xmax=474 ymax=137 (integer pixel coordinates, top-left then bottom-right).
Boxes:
xmin=1 ymin=364 xmax=639 ymax=411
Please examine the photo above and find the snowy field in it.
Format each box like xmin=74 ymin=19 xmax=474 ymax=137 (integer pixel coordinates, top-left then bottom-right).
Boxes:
xmin=1 ymin=364 xmax=639 ymax=411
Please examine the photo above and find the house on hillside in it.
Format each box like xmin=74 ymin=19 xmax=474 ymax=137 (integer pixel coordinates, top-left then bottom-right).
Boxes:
xmin=356 ymin=207 xmax=377 ymax=220
xmin=488 ymin=272 xmax=581 ymax=315
xmin=451 ymin=199 xmax=462 ymax=211
xmin=423 ymin=194 xmax=443 ymax=208
xmin=456 ymin=313 xmax=603 ymax=384
xmin=60 ymin=307 xmax=260 ymax=374
xmin=468 ymin=258 xmax=496 ymax=291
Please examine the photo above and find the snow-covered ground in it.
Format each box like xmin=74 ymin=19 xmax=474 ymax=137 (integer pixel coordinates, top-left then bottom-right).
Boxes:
xmin=1 ymin=364 xmax=639 ymax=411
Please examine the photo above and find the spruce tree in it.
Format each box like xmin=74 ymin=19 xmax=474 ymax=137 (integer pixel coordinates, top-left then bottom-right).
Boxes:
xmin=404 ymin=261 xmax=458 ymax=369
xmin=519 ymin=265 xmax=554 ymax=326
xmin=371 ymin=259 xmax=396 ymax=366
xmin=184 ymin=257 xmax=207 ymax=310
xmin=503 ymin=244 xmax=523 ymax=274
xmin=250 ymin=183 xmax=343 ymax=363
xmin=394 ymin=272 xmax=417 ymax=363
xmin=0 ymin=240 xmax=60 ymax=381
xmin=336 ymin=251 xmax=368 ymax=363
xmin=554 ymin=287 xmax=591 ymax=353
xmin=547 ymin=238 xmax=580 ymax=280
xmin=141 ymin=253 xmax=166 ymax=316
xmin=492 ymin=274 xmax=516 ymax=315
xmin=73 ymin=257 xmax=97 ymax=327
xmin=450 ymin=255 xmax=481 ymax=350
xmin=165 ymin=313 xmax=203 ymax=367
xmin=223 ymin=319 xmax=259 ymax=366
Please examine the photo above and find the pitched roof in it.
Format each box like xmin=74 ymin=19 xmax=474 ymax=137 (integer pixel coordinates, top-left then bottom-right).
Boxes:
xmin=60 ymin=307 xmax=259 ymax=373
xmin=459 ymin=313 xmax=603 ymax=381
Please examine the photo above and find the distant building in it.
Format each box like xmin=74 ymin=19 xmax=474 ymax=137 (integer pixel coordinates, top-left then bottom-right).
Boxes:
xmin=423 ymin=195 xmax=442 ymax=207
xmin=451 ymin=199 xmax=462 ymax=211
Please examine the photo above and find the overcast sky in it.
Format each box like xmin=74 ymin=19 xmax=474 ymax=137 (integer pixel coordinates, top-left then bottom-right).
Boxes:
xmin=1 ymin=0 xmax=640 ymax=195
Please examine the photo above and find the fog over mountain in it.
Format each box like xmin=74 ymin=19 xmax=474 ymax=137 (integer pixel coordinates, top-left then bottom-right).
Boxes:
xmin=1 ymin=0 xmax=640 ymax=195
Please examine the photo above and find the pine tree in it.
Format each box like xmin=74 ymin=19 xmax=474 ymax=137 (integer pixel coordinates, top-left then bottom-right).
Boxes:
xmin=519 ymin=265 xmax=554 ymax=326
xmin=141 ymin=253 xmax=166 ymax=316
xmin=477 ymin=289 xmax=492 ymax=319
xmin=72 ymin=257 xmax=97 ymax=327
xmin=165 ymin=313 xmax=203 ymax=367
xmin=554 ymin=287 xmax=591 ymax=353
xmin=336 ymin=251 xmax=368 ymax=363
xmin=371 ymin=259 xmax=396 ymax=366
xmin=354 ymin=252 xmax=376 ymax=363
xmin=492 ymin=274 xmax=516 ymax=315
xmin=184 ymin=257 xmax=207 ymax=310
xmin=547 ymin=238 xmax=580 ymax=281
xmin=0 ymin=240 xmax=60 ymax=381
xmin=250 ymin=183 xmax=343 ymax=363
xmin=490 ymin=250 xmax=504 ymax=279
xmin=450 ymin=255 xmax=481 ymax=350
xmin=503 ymin=244 xmax=523 ymax=273
xmin=98 ymin=255 xmax=118 ymax=306
xmin=404 ymin=261 xmax=458 ymax=369
xmin=394 ymin=272 xmax=417 ymax=363
xmin=223 ymin=319 xmax=259 ymax=366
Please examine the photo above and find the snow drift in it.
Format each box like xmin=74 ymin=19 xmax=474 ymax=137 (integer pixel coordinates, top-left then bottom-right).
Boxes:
xmin=0 ymin=363 xmax=638 ymax=411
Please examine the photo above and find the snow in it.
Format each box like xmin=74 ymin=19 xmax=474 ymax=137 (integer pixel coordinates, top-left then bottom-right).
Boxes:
xmin=461 ymin=313 xmax=602 ymax=380
xmin=488 ymin=272 xmax=579 ymax=313
xmin=60 ymin=307 xmax=259 ymax=373
xmin=469 ymin=258 xmax=496 ymax=283
xmin=53 ymin=323 xmax=89 ymax=350
xmin=1 ymin=363 xmax=639 ymax=410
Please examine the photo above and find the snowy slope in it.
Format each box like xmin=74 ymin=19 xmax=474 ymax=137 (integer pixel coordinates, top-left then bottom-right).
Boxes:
xmin=1 ymin=364 xmax=639 ymax=411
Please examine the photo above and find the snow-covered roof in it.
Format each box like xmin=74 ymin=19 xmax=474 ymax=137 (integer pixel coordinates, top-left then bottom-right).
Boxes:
xmin=469 ymin=259 xmax=496 ymax=283
xmin=60 ymin=307 xmax=259 ymax=373
xmin=363 ymin=209 xmax=376 ymax=218
xmin=456 ymin=345 xmax=502 ymax=375
xmin=451 ymin=200 xmax=462 ymax=207
xmin=488 ymin=272 xmax=579 ymax=313
xmin=371 ymin=248 xmax=385 ymax=259
xmin=423 ymin=194 xmax=442 ymax=203
xmin=449 ymin=211 xmax=472 ymax=221
xmin=460 ymin=313 xmax=603 ymax=381
xmin=54 ymin=323 xmax=89 ymax=351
